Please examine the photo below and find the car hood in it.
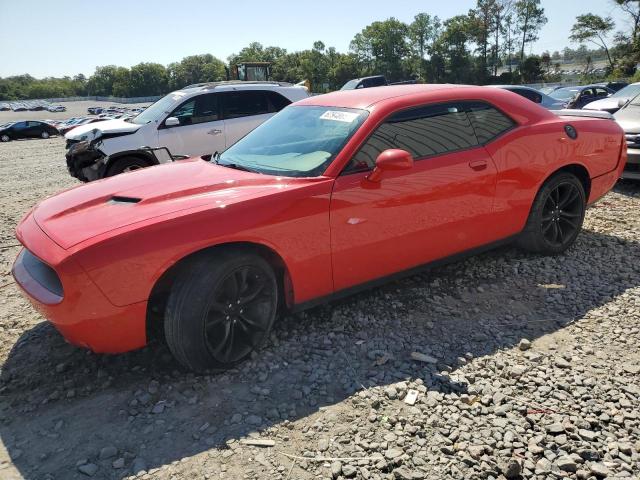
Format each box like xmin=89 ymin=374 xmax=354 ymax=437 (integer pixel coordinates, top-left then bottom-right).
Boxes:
xmin=32 ymin=158 xmax=316 ymax=249
xmin=614 ymin=106 xmax=640 ymax=133
xmin=64 ymin=118 xmax=141 ymax=141
xmin=583 ymin=97 xmax=623 ymax=111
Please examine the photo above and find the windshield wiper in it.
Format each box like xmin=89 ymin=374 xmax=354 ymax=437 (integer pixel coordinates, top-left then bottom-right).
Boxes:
xmin=218 ymin=162 xmax=260 ymax=173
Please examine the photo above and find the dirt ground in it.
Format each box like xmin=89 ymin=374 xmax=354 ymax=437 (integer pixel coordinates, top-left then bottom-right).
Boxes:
xmin=0 ymin=123 xmax=638 ymax=480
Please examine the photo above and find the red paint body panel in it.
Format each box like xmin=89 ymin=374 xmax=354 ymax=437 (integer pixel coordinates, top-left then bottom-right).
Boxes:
xmin=13 ymin=215 xmax=147 ymax=353
xmin=330 ymin=147 xmax=498 ymax=291
xmin=12 ymin=85 xmax=626 ymax=354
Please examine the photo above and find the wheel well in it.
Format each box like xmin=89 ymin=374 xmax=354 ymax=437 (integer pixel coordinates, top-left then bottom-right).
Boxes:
xmin=107 ymin=151 xmax=158 ymax=172
xmin=553 ymin=164 xmax=591 ymax=199
xmin=145 ymin=242 xmax=292 ymax=343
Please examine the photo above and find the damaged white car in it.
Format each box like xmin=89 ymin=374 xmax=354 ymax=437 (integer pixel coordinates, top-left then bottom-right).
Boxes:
xmin=65 ymin=81 xmax=309 ymax=181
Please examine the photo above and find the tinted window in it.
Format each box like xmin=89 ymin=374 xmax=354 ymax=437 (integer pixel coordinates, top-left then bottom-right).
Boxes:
xmin=363 ymin=77 xmax=386 ymax=88
xmin=512 ymin=88 xmax=542 ymax=103
xmin=12 ymin=122 xmax=27 ymax=130
xmin=265 ymin=91 xmax=291 ymax=112
xmin=594 ymin=87 xmax=609 ymax=97
xmin=222 ymin=91 xmax=269 ymax=119
xmin=466 ymin=102 xmax=515 ymax=144
xmin=168 ymin=93 xmax=219 ymax=126
xmin=347 ymin=103 xmax=478 ymax=171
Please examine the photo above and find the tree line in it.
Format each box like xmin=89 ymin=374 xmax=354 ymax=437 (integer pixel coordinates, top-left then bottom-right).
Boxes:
xmin=1 ymin=0 xmax=639 ymax=100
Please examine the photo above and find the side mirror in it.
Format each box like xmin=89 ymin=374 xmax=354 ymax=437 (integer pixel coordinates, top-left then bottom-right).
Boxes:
xmin=164 ymin=116 xmax=180 ymax=127
xmin=366 ymin=149 xmax=413 ymax=182
xmin=618 ymin=98 xmax=629 ymax=108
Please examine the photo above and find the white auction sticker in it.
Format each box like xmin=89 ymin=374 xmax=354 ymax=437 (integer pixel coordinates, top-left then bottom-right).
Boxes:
xmin=320 ymin=110 xmax=359 ymax=123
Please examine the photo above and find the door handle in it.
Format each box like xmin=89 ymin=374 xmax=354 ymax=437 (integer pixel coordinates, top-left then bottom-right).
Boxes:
xmin=208 ymin=129 xmax=223 ymax=135
xmin=469 ymin=159 xmax=488 ymax=171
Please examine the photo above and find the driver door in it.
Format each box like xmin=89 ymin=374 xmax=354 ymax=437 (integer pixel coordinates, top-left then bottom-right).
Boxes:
xmin=157 ymin=93 xmax=226 ymax=157
xmin=329 ymin=102 xmax=500 ymax=292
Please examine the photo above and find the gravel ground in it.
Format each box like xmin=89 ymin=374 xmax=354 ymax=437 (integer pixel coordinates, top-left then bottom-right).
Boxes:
xmin=0 ymin=135 xmax=638 ymax=480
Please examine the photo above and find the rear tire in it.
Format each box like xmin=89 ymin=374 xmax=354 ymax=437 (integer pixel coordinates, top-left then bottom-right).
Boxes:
xmin=40 ymin=131 xmax=50 ymax=139
xmin=164 ymin=250 xmax=278 ymax=372
xmin=518 ymin=172 xmax=586 ymax=255
xmin=105 ymin=157 xmax=150 ymax=177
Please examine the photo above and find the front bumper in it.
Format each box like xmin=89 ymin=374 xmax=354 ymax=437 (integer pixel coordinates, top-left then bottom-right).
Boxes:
xmin=12 ymin=214 xmax=147 ymax=353
xmin=622 ymin=148 xmax=640 ymax=180
xmin=65 ymin=141 xmax=107 ymax=182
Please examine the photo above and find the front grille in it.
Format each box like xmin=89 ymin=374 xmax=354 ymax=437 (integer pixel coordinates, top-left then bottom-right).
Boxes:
xmin=625 ymin=133 xmax=640 ymax=149
xmin=66 ymin=138 xmax=79 ymax=150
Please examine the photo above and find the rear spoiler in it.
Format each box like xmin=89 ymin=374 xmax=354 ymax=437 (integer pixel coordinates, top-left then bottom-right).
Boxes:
xmin=552 ymin=109 xmax=614 ymax=120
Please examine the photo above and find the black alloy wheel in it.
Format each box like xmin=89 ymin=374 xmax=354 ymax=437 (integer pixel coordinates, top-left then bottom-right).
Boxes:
xmin=518 ymin=172 xmax=586 ymax=255
xmin=540 ymin=181 xmax=583 ymax=248
xmin=204 ymin=265 xmax=275 ymax=364
xmin=164 ymin=250 xmax=278 ymax=372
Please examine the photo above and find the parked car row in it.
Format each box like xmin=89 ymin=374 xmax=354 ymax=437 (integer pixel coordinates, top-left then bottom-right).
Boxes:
xmin=0 ymin=100 xmax=66 ymax=112
xmin=87 ymin=105 xmax=148 ymax=117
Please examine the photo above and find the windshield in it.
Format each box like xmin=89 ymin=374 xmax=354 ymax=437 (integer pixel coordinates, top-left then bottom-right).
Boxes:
xmin=340 ymin=79 xmax=360 ymax=90
xmin=131 ymin=92 xmax=185 ymax=125
xmin=613 ymin=83 xmax=640 ymax=98
xmin=550 ymin=88 xmax=581 ymax=100
xmin=218 ymin=105 xmax=368 ymax=177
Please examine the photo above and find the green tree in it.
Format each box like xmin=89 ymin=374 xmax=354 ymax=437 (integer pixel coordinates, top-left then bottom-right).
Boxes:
xmin=408 ymin=13 xmax=441 ymax=81
xmin=86 ymin=65 xmax=120 ymax=96
xmin=613 ymin=0 xmax=640 ymax=44
xmin=520 ymin=54 xmax=543 ymax=81
xmin=470 ymin=0 xmax=500 ymax=80
xmin=350 ymin=18 xmax=410 ymax=81
xmin=434 ymin=15 xmax=477 ymax=83
xmin=167 ymin=54 xmax=226 ymax=90
xmin=570 ymin=14 xmax=615 ymax=70
xmin=514 ymin=0 xmax=547 ymax=65
xmin=129 ymin=62 xmax=168 ymax=96
xmin=111 ymin=67 xmax=132 ymax=97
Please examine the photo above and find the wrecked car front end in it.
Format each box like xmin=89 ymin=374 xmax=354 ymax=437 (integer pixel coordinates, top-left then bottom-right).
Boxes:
xmin=65 ymin=136 xmax=108 ymax=182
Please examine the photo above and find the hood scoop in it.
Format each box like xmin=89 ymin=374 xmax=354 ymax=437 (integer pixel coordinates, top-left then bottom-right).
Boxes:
xmin=109 ymin=196 xmax=141 ymax=204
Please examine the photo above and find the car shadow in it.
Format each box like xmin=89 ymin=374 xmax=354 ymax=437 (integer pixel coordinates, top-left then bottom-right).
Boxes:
xmin=1 ymin=229 xmax=638 ymax=479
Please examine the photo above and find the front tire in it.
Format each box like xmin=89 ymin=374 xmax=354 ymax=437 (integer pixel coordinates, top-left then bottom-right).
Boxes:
xmin=1 ymin=134 xmax=10 ymax=142
xmin=164 ymin=250 xmax=278 ymax=372
xmin=518 ymin=172 xmax=586 ymax=254
xmin=105 ymin=157 xmax=150 ymax=177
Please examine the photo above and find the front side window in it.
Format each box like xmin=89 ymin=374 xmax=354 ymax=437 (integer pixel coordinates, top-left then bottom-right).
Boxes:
xmin=222 ymin=91 xmax=269 ymax=119
xmin=168 ymin=93 xmax=219 ymax=126
xmin=347 ymin=103 xmax=479 ymax=172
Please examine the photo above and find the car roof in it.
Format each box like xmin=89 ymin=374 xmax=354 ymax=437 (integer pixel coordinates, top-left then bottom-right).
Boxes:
xmin=179 ymin=81 xmax=299 ymax=94
xmin=296 ymin=84 xmax=490 ymax=110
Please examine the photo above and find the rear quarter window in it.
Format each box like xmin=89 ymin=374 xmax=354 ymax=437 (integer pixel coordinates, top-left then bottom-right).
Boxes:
xmin=465 ymin=102 xmax=516 ymax=144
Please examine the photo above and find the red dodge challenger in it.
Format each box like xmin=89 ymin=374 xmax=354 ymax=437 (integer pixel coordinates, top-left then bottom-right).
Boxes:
xmin=12 ymin=85 xmax=627 ymax=371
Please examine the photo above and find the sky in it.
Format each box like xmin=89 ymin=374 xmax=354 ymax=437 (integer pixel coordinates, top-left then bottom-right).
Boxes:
xmin=0 ymin=0 xmax=632 ymax=78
